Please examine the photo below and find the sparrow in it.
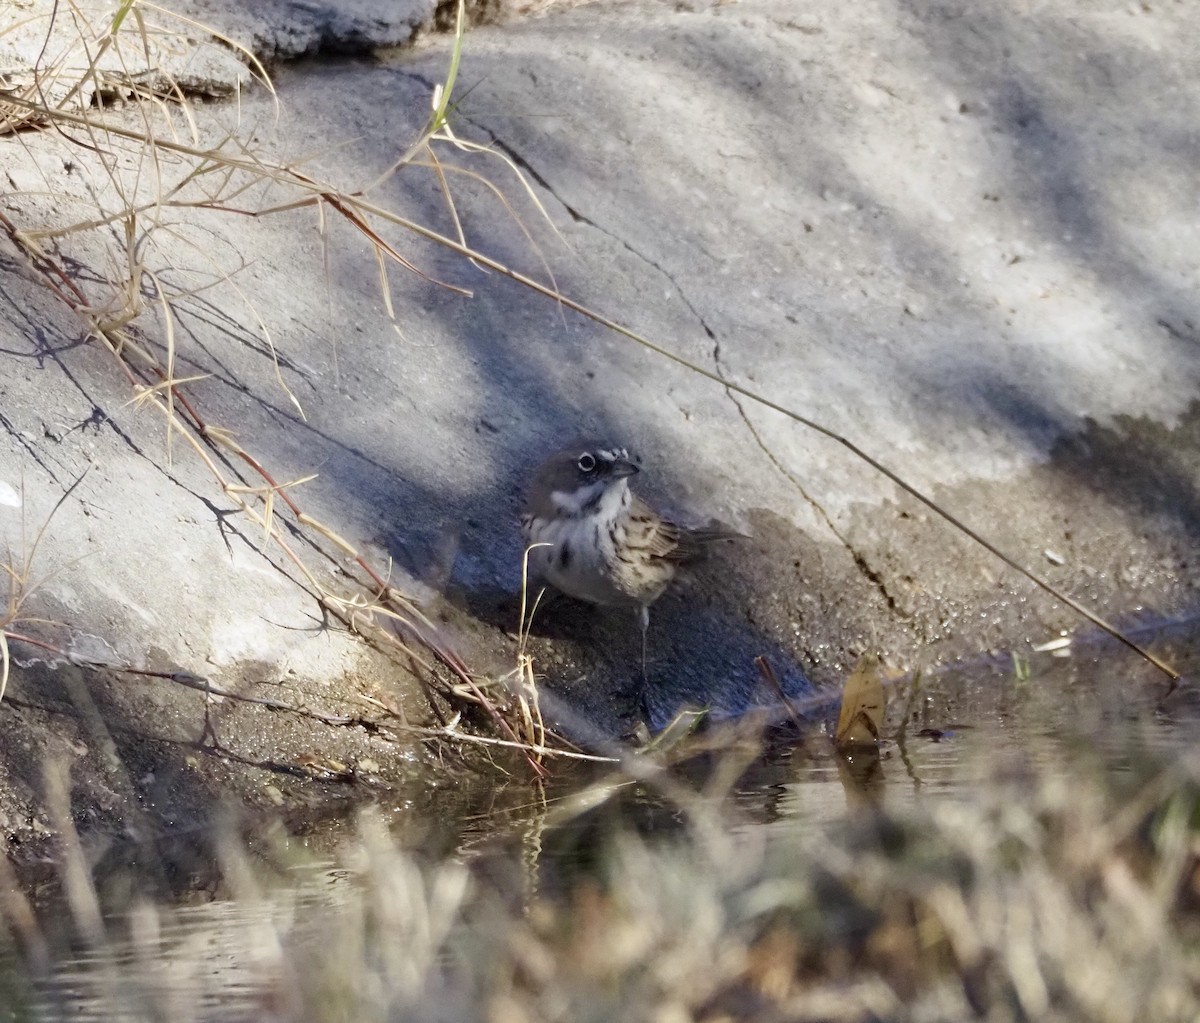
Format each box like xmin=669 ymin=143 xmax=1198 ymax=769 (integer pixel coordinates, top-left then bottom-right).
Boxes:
xmin=520 ymin=443 xmax=740 ymax=664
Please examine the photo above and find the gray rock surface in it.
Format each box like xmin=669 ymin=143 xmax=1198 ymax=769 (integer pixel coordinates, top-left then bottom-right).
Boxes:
xmin=176 ymin=0 xmax=437 ymax=59
xmin=1 ymin=0 xmax=1198 ymax=852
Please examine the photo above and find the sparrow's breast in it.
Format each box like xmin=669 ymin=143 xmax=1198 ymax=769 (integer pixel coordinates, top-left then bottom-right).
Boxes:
xmin=522 ymin=512 xmax=638 ymax=607
xmin=523 ymin=510 xmax=677 ymax=608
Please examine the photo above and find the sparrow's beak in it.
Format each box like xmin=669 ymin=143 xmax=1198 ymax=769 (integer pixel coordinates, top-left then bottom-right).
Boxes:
xmin=609 ymin=458 xmax=640 ymax=479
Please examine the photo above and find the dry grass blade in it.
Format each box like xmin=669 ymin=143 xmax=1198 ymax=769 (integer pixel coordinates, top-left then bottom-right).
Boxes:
xmin=0 ymin=631 xmax=9 ymax=705
xmin=45 ymin=760 xmax=105 ymax=946
xmin=636 ymin=707 xmax=709 ymax=755
xmin=754 ymin=654 xmax=804 ymax=731
xmin=518 ymin=543 xmax=551 ymax=655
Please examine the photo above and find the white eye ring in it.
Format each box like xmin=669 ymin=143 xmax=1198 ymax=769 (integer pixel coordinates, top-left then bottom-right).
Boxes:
xmin=577 ymin=453 xmax=596 ymax=473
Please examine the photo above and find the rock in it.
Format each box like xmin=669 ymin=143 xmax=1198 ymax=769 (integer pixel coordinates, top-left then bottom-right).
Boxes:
xmin=1 ymin=0 xmax=1198 ymax=857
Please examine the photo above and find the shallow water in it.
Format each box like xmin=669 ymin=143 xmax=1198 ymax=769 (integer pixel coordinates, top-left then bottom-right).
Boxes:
xmin=15 ymin=616 xmax=1200 ymax=1021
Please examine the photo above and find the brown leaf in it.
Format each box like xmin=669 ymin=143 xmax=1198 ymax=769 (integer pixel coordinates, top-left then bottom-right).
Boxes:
xmin=835 ymin=652 xmax=887 ymax=748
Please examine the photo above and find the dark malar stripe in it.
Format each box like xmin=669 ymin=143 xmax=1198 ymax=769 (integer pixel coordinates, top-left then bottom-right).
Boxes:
xmin=581 ymin=489 xmax=604 ymax=514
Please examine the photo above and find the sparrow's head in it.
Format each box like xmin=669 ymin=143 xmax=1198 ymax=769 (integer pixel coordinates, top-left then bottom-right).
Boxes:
xmin=525 ymin=443 xmax=641 ymax=519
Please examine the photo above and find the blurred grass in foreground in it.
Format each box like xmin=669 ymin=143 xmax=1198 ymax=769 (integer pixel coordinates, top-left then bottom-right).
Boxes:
xmin=4 ymin=742 xmax=1198 ymax=1023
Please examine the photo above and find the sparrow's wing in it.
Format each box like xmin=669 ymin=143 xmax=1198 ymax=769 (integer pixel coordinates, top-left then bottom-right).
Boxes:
xmin=629 ymin=497 xmax=744 ymax=563
xmin=627 ymin=496 xmax=684 ymax=560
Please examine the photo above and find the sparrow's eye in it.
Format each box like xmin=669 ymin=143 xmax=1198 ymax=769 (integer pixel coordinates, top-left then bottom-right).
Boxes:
xmin=577 ymin=453 xmax=596 ymax=473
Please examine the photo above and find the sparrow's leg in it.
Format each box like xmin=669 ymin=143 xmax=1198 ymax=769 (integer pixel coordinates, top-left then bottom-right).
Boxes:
xmin=638 ymin=604 xmax=650 ymax=680
xmin=636 ymin=604 xmax=654 ymax=723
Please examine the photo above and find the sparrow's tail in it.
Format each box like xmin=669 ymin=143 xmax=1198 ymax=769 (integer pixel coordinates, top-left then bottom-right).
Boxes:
xmin=675 ymin=521 xmax=748 ymax=560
